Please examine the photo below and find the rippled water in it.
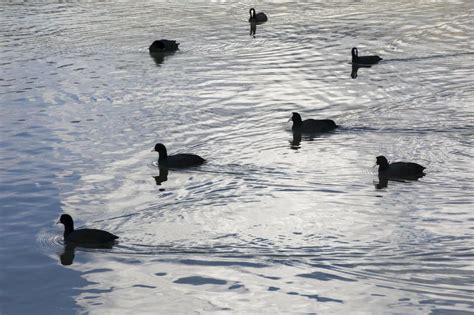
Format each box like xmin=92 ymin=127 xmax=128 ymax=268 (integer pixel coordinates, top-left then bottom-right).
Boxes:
xmin=1 ymin=0 xmax=473 ymax=313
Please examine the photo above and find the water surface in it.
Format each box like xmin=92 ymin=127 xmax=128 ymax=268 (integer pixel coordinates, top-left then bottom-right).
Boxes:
xmin=1 ymin=0 xmax=473 ymax=313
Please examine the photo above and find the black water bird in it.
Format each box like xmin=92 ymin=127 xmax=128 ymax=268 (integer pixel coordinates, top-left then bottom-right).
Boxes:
xmin=57 ymin=214 xmax=119 ymax=245
xmin=376 ymin=155 xmax=426 ymax=180
xmin=351 ymin=47 xmax=382 ymax=65
xmin=290 ymin=112 xmax=337 ymax=133
xmin=153 ymin=143 xmax=205 ymax=168
xmin=249 ymin=8 xmax=267 ymax=23
xmin=149 ymin=39 xmax=180 ymax=53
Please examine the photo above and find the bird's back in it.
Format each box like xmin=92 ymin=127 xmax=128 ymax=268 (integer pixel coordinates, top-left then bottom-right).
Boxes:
xmin=161 ymin=154 xmax=205 ymax=168
xmin=385 ymin=161 xmax=425 ymax=179
xmin=256 ymin=12 xmax=268 ymax=22
xmin=160 ymin=39 xmax=179 ymax=49
xmin=300 ymin=119 xmax=337 ymax=133
xmin=66 ymin=228 xmax=119 ymax=244
xmin=354 ymin=55 xmax=382 ymax=65
xmin=149 ymin=40 xmax=179 ymax=53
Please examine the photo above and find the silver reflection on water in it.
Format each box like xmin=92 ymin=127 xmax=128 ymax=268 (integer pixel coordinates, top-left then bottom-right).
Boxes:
xmin=1 ymin=0 xmax=473 ymax=314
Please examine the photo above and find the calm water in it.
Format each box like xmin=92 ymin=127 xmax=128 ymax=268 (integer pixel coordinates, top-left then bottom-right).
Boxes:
xmin=1 ymin=0 xmax=473 ymax=313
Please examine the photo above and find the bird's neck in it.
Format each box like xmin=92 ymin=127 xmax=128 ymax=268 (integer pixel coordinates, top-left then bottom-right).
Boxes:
xmin=378 ymin=162 xmax=389 ymax=171
xmin=64 ymin=224 xmax=74 ymax=237
xmin=158 ymin=150 xmax=168 ymax=161
xmin=352 ymin=49 xmax=358 ymax=62
xmin=292 ymin=117 xmax=302 ymax=128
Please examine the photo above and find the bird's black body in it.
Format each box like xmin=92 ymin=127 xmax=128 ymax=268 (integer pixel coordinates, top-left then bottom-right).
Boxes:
xmin=149 ymin=39 xmax=180 ymax=53
xmin=290 ymin=112 xmax=337 ymax=133
xmin=376 ymin=155 xmax=426 ymax=180
xmin=58 ymin=214 xmax=118 ymax=244
xmin=249 ymin=8 xmax=268 ymax=23
xmin=153 ymin=143 xmax=205 ymax=168
xmin=352 ymin=47 xmax=382 ymax=65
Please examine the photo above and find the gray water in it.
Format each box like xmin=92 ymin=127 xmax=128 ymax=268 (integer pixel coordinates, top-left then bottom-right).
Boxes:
xmin=1 ymin=0 xmax=473 ymax=314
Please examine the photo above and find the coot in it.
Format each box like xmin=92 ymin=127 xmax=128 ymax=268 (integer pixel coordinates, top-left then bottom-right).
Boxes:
xmin=149 ymin=39 xmax=180 ymax=53
xmin=57 ymin=214 xmax=118 ymax=244
xmin=153 ymin=143 xmax=205 ymax=168
xmin=376 ymin=155 xmax=426 ymax=180
xmin=352 ymin=47 xmax=382 ymax=65
xmin=249 ymin=8 xmax=267 ymax=23
xmin=290 ymin=112 xmax=337 ymax=133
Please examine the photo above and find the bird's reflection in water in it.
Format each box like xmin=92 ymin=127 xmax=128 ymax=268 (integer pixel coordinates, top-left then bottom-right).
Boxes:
xmin=289 ymin=132 xmax=302 ymax=150
xmin=374 ymin=175 xmax=389 ymax=189
xmin=60 ymin=243 xmax=76 ymax=265
xmin=289 ymin=129 xmax=335 ymax=150
xmin=59 ymin=242 xmax=115 ymax=266
xmin=153 ymin=167 xmax=169 ymax=185
xmin=374 ymin=175 xmax=423 ymax=190
xmin=351 ymin=64 xmax=372 ymax=79
xmin=250 ymin=21 xmax=257 ymax=38
xmin=149 ymin=51 xmax=177 ymax=66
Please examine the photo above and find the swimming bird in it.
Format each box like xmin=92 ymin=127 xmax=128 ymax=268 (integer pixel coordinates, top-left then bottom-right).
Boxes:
xmin=153 ymin=143 xmax=205 ymax=168
xmin=57 ymin=214 xmax=119 ymax=244
xmin=290 ymin=112 xmax=337 ymax=133
xmin=149 ymin=39 xmax=180 ymax=53
xmin=351 ymin=47 xmax=382 ymax=65
xmin=376 ymin=155 xmax=426 ymax=180
xmin=249 ymin=8 xmax=267 ymax=23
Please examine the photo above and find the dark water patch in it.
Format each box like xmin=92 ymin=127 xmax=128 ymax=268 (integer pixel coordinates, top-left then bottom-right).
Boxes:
xmin=154 ymin=272 xmax=167 ymax=277
xmin=430 ymin=309 xmax=474 ymax=315
xmin=297 ymin=271 xmax=357 ymax=282
xmin=82 ymin=268 xmax=114 ymax=275
xmin=228 ymin=283 xmax=245 ymax=290
xmin=173 ymin=276 xmax=227 ymax=286
xmin=132 ymin=284 xmax=156 ymax=289
xmin=84 ymin=288 xmax=114 ymax=294
xmin=177 ymin=259 xmax=268 ymax=268
xmin=287 ymin=291 xmax=343 ymax=303
xmin=259 ymin=274 xmax=281 ymax=280
xmin=386 ymin=52 xmax=474 ymax=63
